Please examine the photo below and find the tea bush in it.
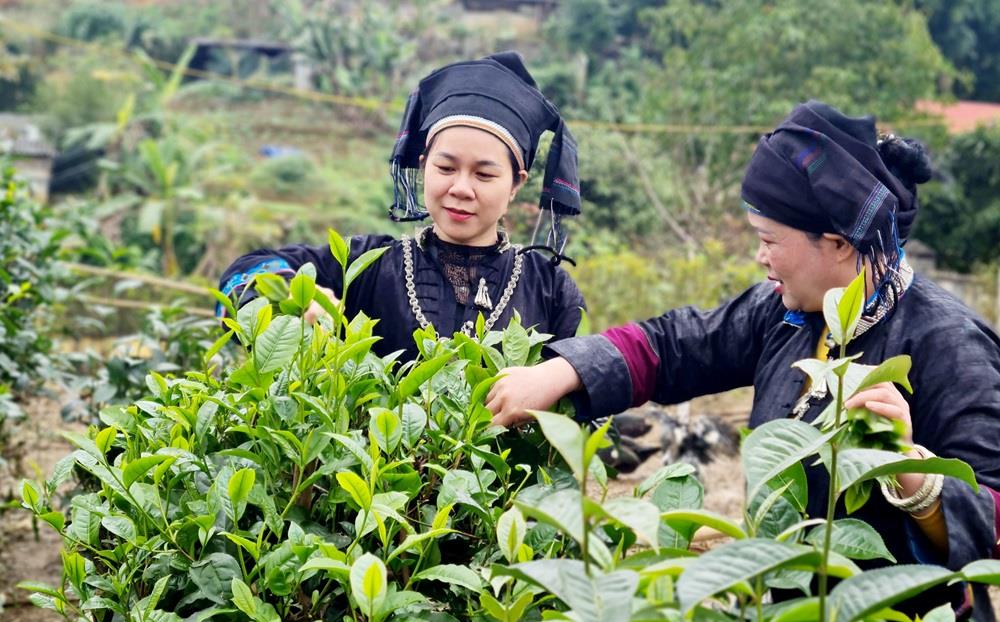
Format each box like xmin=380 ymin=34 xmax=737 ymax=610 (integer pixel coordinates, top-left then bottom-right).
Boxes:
xmin=20 ymin=238 xmax=1000 ymax=621
xmin=0 ymin=165 xmax=71 ymax=432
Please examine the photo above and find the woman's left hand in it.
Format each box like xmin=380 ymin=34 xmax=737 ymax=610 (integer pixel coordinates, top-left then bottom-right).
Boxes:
xmin=844 ymin=381 xmax=913 ymax=446
xmin=845 ymin=381 xmax=926 ymax=495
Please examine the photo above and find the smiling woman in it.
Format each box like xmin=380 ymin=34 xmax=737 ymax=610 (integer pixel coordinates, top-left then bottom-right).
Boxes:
xmin=486 ymin=100 xmax=1000 ymax=621
xmin=218 ymin=52 xmax=585 ymax=363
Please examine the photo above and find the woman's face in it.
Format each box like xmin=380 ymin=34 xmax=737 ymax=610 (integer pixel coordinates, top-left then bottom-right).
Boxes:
xmin=747 ymin=211 xmax=857 ymax=312
xmin=423 ymin=126 xmax=526 ymax=246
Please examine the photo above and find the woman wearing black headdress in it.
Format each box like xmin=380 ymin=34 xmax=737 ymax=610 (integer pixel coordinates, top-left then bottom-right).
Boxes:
xmin=219 ymin=53 xmax=585 ymax=362
xmin=486 ymin=101 xmax=1000 ymax=620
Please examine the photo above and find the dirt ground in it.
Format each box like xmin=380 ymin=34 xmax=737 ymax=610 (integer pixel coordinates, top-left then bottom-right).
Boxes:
xmin=0 ymin=395 xmax=80 ymax=621
xmin=0 ymin=390 xmax=996 ymax=620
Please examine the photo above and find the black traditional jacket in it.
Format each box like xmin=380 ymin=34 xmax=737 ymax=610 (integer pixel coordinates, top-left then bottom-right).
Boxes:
xmin=550 ymin=277 xmax=1000 ymax=620
xmin=219 ymin=233 xmax=585 ymax=362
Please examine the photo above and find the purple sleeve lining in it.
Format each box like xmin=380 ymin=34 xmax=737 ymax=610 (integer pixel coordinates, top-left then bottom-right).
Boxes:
xmin=602 ymin=323 xmax=660 ymax=407
xmin=989 ymin=486 xmax=1000 ymax=559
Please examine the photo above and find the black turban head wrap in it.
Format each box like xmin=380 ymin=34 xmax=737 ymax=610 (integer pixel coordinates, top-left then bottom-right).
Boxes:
xmin=741 ymin=100 xmax=932 ymax=309
xmin=389 ymin=51 xmax=580 ymax=224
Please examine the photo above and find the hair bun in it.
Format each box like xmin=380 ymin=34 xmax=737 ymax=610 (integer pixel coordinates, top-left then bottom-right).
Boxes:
xmin=877 ymin=135 xmax=933 ymax=188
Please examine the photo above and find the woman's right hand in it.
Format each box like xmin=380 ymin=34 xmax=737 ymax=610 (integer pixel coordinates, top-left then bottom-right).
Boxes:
xmin=304 ymin=286 xmax=340 ymax=325
xmin=486 ymin=357 xmax=582 ymax=427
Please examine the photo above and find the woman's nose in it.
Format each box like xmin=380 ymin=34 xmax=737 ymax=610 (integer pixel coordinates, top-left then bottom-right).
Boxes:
xmin=448 ymin=174 xmax=475 ymax=199
xmin=755 ymin=242 xmax=768 ymax=265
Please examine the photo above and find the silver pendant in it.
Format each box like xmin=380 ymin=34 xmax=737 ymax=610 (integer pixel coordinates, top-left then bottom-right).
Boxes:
xmin=474 ymin=277 xmax=493 ymax=310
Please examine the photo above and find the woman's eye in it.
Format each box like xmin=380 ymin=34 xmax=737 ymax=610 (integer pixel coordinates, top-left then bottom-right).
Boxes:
xmin=477 ymin=172 xmax=498 ymax=181
xmin=436 ymin=166 xmax=455 ymax=173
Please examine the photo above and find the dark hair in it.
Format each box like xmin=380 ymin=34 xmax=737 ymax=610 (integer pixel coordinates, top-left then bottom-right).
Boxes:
xmin=422 ymin=130 xmax=522 ymax=187
xmin=877 ymin=135 xmax=933 ymax=191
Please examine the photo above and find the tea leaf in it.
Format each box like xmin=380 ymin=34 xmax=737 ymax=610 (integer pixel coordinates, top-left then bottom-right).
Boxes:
xmin=836 ymin=449 xmax=978 ymax=495
xmin=637 ymin=463 xmax=697 ymax=498
xmin=254 ymin=315 xmax=300 ymax=374
xmin=21 ymin=480 xmax=39 ymax=509
xmin=659 ymin=509 xmax=747 ymax=541
xmin=231 ymin=578 xmax=257 ymax=616
xmin=369 ymin=407 xmax=402 ymax=454
xmin=253 ymin=272 xmax=290 ymax=303
xmin=210 ymin=288 xmax=238 ymax=321
xmin=145 ymin=575 xmax=171 ymax=614
xmin=961 ymin=560 xmax=1000 ymax=583
xmin=400 ymin=404 xmax=427 ymax=450
xmin=493 ymin=559 xmax=638 ymax=619
xmin=412 ymin=564 xmax=484 ymax=593
xmin=350 ymin=553 xmax=387 ymax=618
xmin=336 ymin=470 xmax=371 ymax=510
xmin=123 ymin=454 xmax=172 ymax=489
xmin=386 ymin=528 xmax=455 ymax=562
xmin=290 ymin=270 xmax=316 ymax=310
xmin=345 ymin=246 xmax=389 ymax=290
xmin=805 ymin=519 xmax=895 ymax=562
xmin=742 ymin=419 xmax=835 ymax=504
xmin=501 ymin=318 xmax=530 ymax=366
xmin=497 ymin=508 xmax=527 ymax=564
xmin=838 ymin=269 xmax=866 ymax=345
xmin=827 ymin=565 xmax=956 ymax=622
xmin=203 ymin=330 xmax=234 ymax=367
xmin=397 ymin=351 xmax=453 ymax=402
xmin=101 ymin=515 xmax=137 ymax=544
xmin=328 ymin=228 xmax=349 ymax=269
xmin=677 ymin=539 xmax=815 ymax=613
xmin=227 ymin=468 xmax=256 ymax=522
xmin=597 ymin=497 xmax=660 ymax=548
xmin=95 ymin=426 xmax=117 ymax=457
xmin=851 ymin=355 xmax=913 ymax=395
xmin=530 ymin=410 xmax=585 ymax=482
xmin=223 ymin=532 xmax=260 ymax=561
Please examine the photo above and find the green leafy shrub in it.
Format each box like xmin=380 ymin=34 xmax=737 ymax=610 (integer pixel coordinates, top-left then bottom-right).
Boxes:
xmin=17 ymin=230 xmax=574 ymax=619
xmin=248 ymin=154 xmax=328 ymax=201
xmin=571 ymin=240 xmax=763 ymax=331
xmin=0 ymin=166 xmax=69 ymax=403
xmin=63 ymin=305 xmax=237 ymax=424
xmin=19 ymin=239 xmax=1000 ymax=620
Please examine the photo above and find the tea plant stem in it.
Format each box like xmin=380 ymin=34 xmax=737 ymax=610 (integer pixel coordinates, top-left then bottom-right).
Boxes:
xmin=818 ymin=342 xmax=848 ymax=622
xmin=581 ymin=467 xmax=591 ymax=577
xmin=755 ymin=576 xmax=764 ymax=621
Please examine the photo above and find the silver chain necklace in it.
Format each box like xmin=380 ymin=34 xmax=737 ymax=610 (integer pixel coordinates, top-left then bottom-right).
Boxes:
xmin=402 ymin=228 xmax=524 ymax=337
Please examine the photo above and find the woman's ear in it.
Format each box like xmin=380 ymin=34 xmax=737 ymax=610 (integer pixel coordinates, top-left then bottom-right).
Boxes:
xmin=822 ymin=233 xmax=856 ymax=262
xmin=511 ymin=169 xmax=528 ymax=201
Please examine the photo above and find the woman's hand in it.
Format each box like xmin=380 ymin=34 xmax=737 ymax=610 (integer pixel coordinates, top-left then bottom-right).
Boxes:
xmin=486 ymin=357 xmax=582 ymax=428
xmin=304 ymin=286 xmax=340 ymax=325
xmin=845 ymin=381 xmax=924 ymax=494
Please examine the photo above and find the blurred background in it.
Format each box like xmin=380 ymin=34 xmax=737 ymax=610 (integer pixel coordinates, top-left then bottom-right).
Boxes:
xmin=2 ymin=1 xmax=999 ymax=615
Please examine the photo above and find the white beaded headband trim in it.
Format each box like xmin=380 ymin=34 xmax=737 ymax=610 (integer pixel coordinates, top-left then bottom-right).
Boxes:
xmin=426 ymin=115 xmax=525 ymax=171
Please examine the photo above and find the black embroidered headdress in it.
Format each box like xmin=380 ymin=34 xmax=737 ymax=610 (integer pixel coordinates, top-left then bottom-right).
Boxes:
xmin=741 ymin=100 xmax=931 ymax=309
xmin=389 ymin=52 xmax=580 ymax=257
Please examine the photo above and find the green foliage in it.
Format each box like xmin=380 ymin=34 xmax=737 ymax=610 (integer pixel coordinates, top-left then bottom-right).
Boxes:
xmin=64 ymin=305 xmax=237 ymax=423
xmin=912 ymin=125 xmax=1000 ymax=272
xmin=21 ymin=239 xmax=1000 ymax=620
xmin=919 ymin=0 xmax=1000 ymax=100
xmin=0 ymin=166 xmax=69 ymax=393
xmin=248 ymin=154 xmax=328 ymax=200
xmin=536 ymin=0 xmax=955 ymax=246
xmin=54 ymin=2 xmax=128 ymax=43
xmin=571 ymin=240 xmax=763 ymax=331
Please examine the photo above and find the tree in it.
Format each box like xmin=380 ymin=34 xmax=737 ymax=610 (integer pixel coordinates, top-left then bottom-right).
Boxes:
xmin=912 ymin=125 xmax=1000 ymax=271
xmin=533 ymin=0 xmax=956 ymax=250
xmin=918 ymin=0 xmax=1000 ymax=101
